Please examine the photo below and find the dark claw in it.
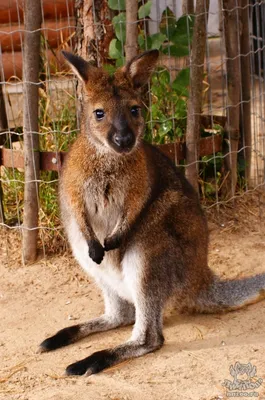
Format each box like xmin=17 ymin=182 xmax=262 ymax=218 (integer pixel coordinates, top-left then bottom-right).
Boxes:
xmin=66 ymin=349 xmax=117 ymax=376
xmin=104 ymin=234 xmax=121 ymax=251
xmin=88 ymin=240 xmax=105 ymax=264
xmin=39 ymin=325 xmax=80 ymax=352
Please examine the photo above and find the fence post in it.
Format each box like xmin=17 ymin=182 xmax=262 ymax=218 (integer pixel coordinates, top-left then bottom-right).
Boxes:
xmin=125 ymin=0 xmax=138 ymax=62
xmin=0 ymin=83 xmax=8 ymax=224
xmin=222 ymin=0 xmax=241 ymax=198
xmin=240 ymin=0 xmax=252 ymax=186
xmin=185 ymin=0 xmax=210 ymax=192
xmin=22 ymin=0 xmax=42 ymax=263
xmin=182 ymin=0 xmax=194 ymax=14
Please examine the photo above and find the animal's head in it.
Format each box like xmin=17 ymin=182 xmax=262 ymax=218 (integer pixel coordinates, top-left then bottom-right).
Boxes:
xmin=62 ymin=50 xmax=159 ymax=155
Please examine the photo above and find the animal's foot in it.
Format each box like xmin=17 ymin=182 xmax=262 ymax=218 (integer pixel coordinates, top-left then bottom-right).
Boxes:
xmin=39 ymin=325 xmax=80 ymax=352
xmin=66 ymin=349 xmax=116 ymax=376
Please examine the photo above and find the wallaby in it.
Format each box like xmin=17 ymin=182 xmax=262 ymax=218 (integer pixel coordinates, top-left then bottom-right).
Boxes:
xmin=39 ymin=50 xmax=265 ymax=376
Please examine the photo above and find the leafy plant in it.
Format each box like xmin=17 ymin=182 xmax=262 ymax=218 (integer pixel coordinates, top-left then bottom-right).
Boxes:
xmin=108 ymin=3 xmax=194 ymax=66
xmin=144 ymin=66 xmax=190 ymax=144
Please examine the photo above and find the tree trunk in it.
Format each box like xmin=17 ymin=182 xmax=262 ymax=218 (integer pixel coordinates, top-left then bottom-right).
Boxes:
xmin=75 ymin=0 xmax=114 ymax=64
xmin=22 ymin=0 xmax=42 ymax=264
xmin=185 ymin=0 xmax=210 ymax=192
xmin=222 ymin=0 xmax=241 ymax=198
xmin=125 ymin=0 xmax=138 ymax=62
xmin=182 ymin=0 xmax=194 ymax=14
xmin=75 ymin=0 xmax=113 ymax=124
xmin=240 ymin=0 xmax=252 ymax=186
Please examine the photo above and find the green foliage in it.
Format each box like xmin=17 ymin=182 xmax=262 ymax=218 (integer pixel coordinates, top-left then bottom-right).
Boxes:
xmin=144 ymin=67 xmax=189 ymax=144
xmin=112 ymin=12 xmax=126 ymax=42
xmin=108 ymin=0 xmax=125 ymax=11
xmin=108 ymin=2 xmax=194 ymax=64
xmin=160 ymin=9 xmax=194 ymax=57
xmin=2 ymin=168 xmax=24 ymax=225
xmin=138 ymin=0 xmax=152 ymax=19
xmin=138 ymin=32 xmax=167 ymax=51
xmin=199 ymin=153 xmax=223 ymax=200
xmin=109 ymin=38 xmax=123 ymax=59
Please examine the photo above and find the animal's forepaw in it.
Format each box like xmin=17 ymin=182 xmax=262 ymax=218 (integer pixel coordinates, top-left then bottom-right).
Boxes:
xmin=104 ymin=234 xmax=121 ymax=251
xmin=65 ymin=349 xmax=116 ymax=376
xmin=88 ymin=240 xmax=105 ymax=264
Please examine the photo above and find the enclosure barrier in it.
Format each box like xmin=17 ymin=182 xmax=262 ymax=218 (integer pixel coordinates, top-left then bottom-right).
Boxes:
xmin=0 ymin=0 xmax=264 ymax=263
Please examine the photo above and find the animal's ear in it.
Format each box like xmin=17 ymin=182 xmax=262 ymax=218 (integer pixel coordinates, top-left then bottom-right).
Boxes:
xmin=125 ymin=50 xmax=159 ymax=89
xmin=62 ymin=51 xmax=97 ymax=83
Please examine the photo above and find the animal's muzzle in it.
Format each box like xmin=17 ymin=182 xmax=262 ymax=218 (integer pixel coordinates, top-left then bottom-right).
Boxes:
xmin=108 ymin=129 xmax=136 ymax=153
xmin=113 ymin=132 xmax=134 ymax=149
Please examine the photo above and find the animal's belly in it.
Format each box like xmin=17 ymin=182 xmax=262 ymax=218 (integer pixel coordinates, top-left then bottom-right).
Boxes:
xmin=66 ymin=216 xmax=134 ymax=303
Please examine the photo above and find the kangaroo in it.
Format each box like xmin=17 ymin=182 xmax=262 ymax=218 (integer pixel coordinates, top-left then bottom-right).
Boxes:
xmin=39 ymin=50 xmax=265 ymax=376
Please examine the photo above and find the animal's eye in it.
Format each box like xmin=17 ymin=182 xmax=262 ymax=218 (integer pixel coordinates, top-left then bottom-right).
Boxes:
xmin=94 ymin=109 xmax=105 ymax=121
xmin=130 ymin=106 xmax=140 ymax=117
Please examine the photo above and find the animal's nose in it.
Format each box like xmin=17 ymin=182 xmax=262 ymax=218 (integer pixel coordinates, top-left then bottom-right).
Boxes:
xmin=113 ymin=132 xmax=134 ymax=148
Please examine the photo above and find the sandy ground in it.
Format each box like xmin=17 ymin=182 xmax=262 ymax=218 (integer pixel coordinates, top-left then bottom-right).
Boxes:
xmin=1 ymin=196 xmax=265 ymax=400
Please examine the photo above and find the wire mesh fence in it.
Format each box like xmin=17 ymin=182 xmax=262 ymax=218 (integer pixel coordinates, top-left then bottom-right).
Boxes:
xmin=0 ymin=0 xmax=264 ymax=264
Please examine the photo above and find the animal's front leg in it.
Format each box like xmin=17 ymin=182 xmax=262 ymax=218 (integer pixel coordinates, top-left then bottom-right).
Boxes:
xmin=66 ymin=191 xmax=104 ymax=264
xmin=65 ymin=299 xmax=164 ymax=376
xmin=87 ymin=238 xmax=105 ymax=264
xmin=104 ymin=219 xmax=127 ymax=251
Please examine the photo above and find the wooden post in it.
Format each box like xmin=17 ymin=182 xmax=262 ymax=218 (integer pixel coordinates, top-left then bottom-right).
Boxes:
xmin=125 ymin=0 xmax=138 ymax=62
xmin=185 ymin=0 xmax=210 ymax=192
xmin=0 ymin=83 xmax=8 ymax=224
xmin=240 ymin=0 xmax=252 ymax=186
xmin=182 ymin=0 xmax=194 ymax=15
xmin=22 ymin=0 xmax=42 ymax=263
xmin=222 ymin=0 xmax=241 ymax=198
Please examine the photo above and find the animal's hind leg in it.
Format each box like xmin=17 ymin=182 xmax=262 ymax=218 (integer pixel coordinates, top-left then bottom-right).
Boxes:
xmin=65 ymin=289 xmax=164 ymax=376
xmin=39 ymin=284 xmax=135 ymax=353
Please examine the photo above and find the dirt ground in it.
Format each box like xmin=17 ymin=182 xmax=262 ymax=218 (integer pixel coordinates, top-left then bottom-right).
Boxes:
xmin=1 ymin=194 xmax=265 ymax=400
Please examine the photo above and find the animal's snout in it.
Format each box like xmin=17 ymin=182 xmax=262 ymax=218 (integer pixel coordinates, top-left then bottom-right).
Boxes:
xmin=113 ymin=131 xmax=134 ymax=149
xmin=108 ymin=127 xmax=136 ymax=154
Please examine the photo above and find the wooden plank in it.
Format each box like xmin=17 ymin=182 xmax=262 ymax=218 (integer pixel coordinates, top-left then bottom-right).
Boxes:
xmin=1 ymin=49 xmax=68 ymax=80
xmin=157 ymin=142 xmax=185 ymax=161
xmin=0 ymin=18 xmax=75 ymax=52
xmin=40 ymin=151 xmax=67 ymax=171
xmin=0 ymin=134 xmax=223 ymax=171
xmin=0 ymin=147 xmax=24 ymax=169
xmin=158 ymin=134 xmax=222 ymax=162
xmin=0 ymin=0 xmax=74 ymax=24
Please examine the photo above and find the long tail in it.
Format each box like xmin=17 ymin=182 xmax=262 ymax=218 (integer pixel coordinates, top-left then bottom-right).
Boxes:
xmin=194 ymin=273 xmax=265 ymax=314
